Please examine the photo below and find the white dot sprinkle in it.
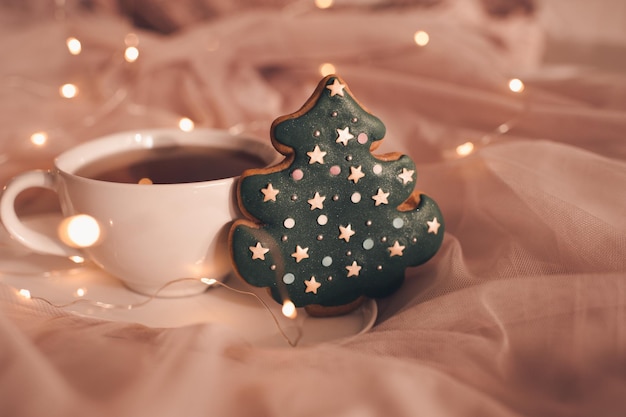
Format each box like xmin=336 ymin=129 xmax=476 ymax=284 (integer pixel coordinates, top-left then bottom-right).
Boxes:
xmin=351 ymin=192 xmax=361 ymax=203
xmin=373 ymin=164 xmax=382 ymax=175
xmin=284 ymin=218 xmax=296 ymax=229
xmin=317 ymin=214 xmax=328 ymax=226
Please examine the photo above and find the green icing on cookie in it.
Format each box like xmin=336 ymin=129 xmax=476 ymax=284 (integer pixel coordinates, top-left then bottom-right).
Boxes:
xmin=230 ymin=75 xmax=444 ymax=309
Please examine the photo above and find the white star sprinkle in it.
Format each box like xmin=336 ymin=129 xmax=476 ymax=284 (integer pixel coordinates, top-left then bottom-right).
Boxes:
xmin=371 ymin=188 xmax=389 ymax=206
xmin=336 ymin=127 xmax=354 ymax=146
xmin=345 ymin=261 xmax=362 ymax=277
xmin=326 ymin=79 xmax=345 ymax=97
xmin=388 ymin=241 xmax=405 ymax=257
xmin=398 ymin=168 xmax=415 ymax=185
xmin=307 ymin=145 xmax=327 ymax=164
xmin=249 ymin=242 xmax=270 ymax=260
xmin=338 ymin=224 xmax=356 ymax=242
xmin=304 ymin=276 xmax=322 ymax=294
xmin=308 ymin=192 xmax=326 ymax=210
xmin=427 ymin=217 xmax=441 ymax=234
xmin=291 ymin=245 xmax=310 ymax=263
xmin=348 ymin=166 xmax=365 ymax=183
xmin=261 ymin=183 xmax=279 ymax=202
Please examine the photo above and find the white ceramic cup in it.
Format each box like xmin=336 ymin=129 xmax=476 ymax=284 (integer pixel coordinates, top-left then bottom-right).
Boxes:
xmin=0 ymin=128 xmax=278 ymax=297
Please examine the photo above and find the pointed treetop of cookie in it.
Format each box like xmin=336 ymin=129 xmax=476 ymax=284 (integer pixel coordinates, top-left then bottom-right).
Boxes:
xmin=271 ymin=75 xmax=386 ymax=153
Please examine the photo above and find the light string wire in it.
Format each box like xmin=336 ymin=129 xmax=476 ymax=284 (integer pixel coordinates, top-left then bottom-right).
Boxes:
xmin=16 ymin=275 xmax=303 ymax=348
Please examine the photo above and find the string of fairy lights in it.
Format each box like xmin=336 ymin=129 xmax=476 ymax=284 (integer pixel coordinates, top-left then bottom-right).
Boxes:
xmin=3 ymin=0 xmax=529 ymax=343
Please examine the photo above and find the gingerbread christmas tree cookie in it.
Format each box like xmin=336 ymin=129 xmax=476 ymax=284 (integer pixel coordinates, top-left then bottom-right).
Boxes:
xmin=229 ymin=75 xmax=444 ymax=316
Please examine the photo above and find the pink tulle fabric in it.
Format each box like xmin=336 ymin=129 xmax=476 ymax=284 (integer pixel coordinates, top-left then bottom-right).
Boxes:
xmin=1 ymin=1 xmax=625 ymax=416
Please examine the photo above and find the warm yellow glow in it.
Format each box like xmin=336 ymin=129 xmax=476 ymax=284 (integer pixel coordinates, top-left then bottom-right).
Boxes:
xmin=508 ymin=78 xmax=525 ymax=93
xmin=59 ymin=83 xmax=79 ymax=98
xmin=74 ymin=287 xmax=87 ymax=297
xmin=315 ymin=0 xmax=333 ymax=9
xmin=414 ymin=30 xmax=430 ymax=47
xmin=58 ymin=214 xmax=101 ymax=248
xmin=319 ymin=63 xmax=336 ymax=77
xmin=201 ymin=277 xmax=218 ymax=287
xmin=138 ymin=177 xmax=153 ymax=185
xmin=66 ymin=37 xmax=82 ymax=55
xmin=30 ymin=132 xmax=48 ymax=146
xmin=456 ymin=141 xmax=475 ymax=157
xmin=69 ymin=255 xmax=85 ymax=264
xmin=18 ymin=289 xmax=31 ymax=299
xmin=124 ymin=46 xmax=139 ymax=62
xmin=124 ymin=32 xmax=139 ymax=47
xmin=282 ymin=300 xmax=298 ymax=319
xmin=178 ymin=117 xmax=195 ymax=132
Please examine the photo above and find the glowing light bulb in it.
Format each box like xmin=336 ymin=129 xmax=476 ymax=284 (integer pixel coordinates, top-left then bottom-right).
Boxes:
xmin=315 ymin=0 xmax=333 ymax=9
xmin=178 ymin=117 xmax=195 ymax=132
xmin=282 ymin=300 xmax=297 ymax=319
xmin=66 ymin=37 xmax=82 ymax=55
xmin=201 ymin=277 xmax=218 ymax=287
xmin=58 ymin=214 xmax=101 ymax=248
xmin=497 ymin=123 xmax=510 ymax=134
xmin=18 ymin=289 xmax=31 ymax=299
xmin=319 ymin=63 xmax=336 ymax=77
xmin=414 ymin=30 xmax=430 ymax=47
xmin=59 ymin=83 xmax=78 ymax=98
xmin=124 ymin=46 xmax=139 ymax=62
xmin=30 ymin=132 xmax=48 ymax=146
xmin=69 ymin=255 xmax=85 ymax=264
xmin=456 ymin=141 xmax=475 ymax=157
xmin=508 ymin=78 xmax=525 ymax=93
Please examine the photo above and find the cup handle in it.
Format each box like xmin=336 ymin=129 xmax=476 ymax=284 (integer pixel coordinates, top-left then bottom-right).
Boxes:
xmin=0 ymin=170 xmax=81 ymax=257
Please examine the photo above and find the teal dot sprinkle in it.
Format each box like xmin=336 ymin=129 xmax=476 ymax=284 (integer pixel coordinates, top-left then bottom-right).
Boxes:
xmin=363 ymin=238 xmax=374 ymax=250
xmin=392 ymin=217 xmax=404 ymax=229
xmin=283 ymin=273 xmax=295 ymax=284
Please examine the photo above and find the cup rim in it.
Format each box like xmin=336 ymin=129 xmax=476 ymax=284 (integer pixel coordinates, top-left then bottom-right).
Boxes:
xmin=55 ymin=128 xmax=279 ymax=187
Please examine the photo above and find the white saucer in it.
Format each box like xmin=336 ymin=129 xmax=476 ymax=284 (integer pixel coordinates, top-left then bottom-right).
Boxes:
xmin=0 ymin=214 xmax=377 ymax=348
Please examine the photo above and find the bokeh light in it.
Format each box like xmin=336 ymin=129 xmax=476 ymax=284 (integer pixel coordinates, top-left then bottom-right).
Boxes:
xmin=30 ymin=132 xmax=47 ymax=146
xmin=456 ymin=141 xmax=475 ymax=157
xmin=66 ymin=37 xmax=82 ymax=55
xmin=178 ymin=117 xmax=195 ymax=132
xmin=59 ymin=83 xmax=79 ymax=98
xmin=508 ymin=78 xmax=525 ymax=93
xmin=315 ymin=0 xmax=333 ymax=9
xmin=319 ymin=63 xmax=336 ymax=76
xmin=124 ymin=46 xmax=139 ymax=62
xmin=282 ymin=300 xmax=297 ymax=319
xmin=414 ymin=30 xmax=430 ymax=46
xmin=58 ymin=214 xmax=101 ymax=248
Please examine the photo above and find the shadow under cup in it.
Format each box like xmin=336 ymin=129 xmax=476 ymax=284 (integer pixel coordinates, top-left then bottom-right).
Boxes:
xmin=48 ymin=129 xmax=277 ymax=297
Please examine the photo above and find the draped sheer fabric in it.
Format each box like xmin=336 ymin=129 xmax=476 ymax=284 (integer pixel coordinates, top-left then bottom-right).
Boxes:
xmin=1 ymin=1 xmax=625 ymax=416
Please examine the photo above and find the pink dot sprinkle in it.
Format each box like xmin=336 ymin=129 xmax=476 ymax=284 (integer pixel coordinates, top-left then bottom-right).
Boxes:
xmin=357 ymin=133 xmax=368 ymax=144
xmin=329 ymin=165 xmax=341 ymax=176
xmin=291 ymin=169 xmax=304 ymax=181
